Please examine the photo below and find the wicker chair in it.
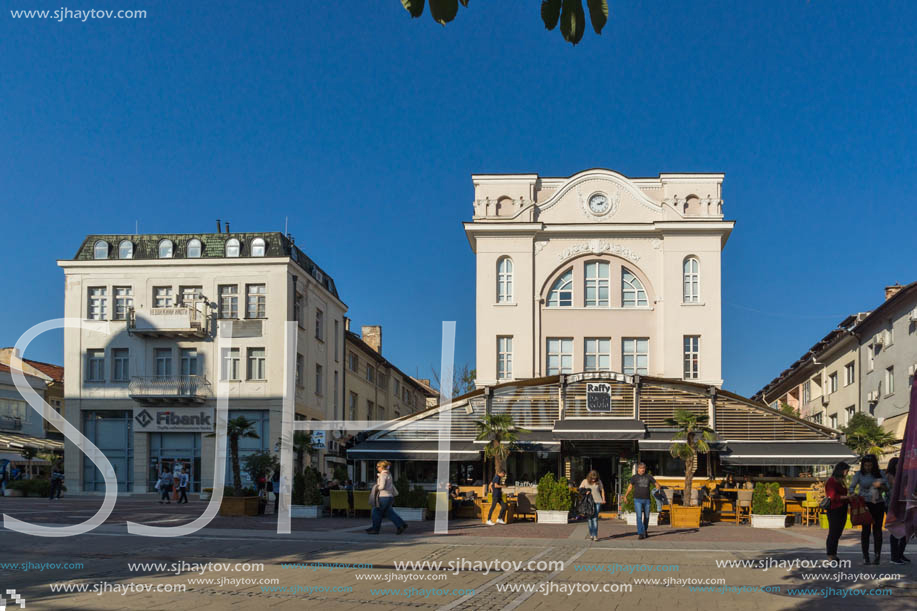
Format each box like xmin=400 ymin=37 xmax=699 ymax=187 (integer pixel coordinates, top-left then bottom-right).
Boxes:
xmin=736 ymin=489 xmax=753 ymax=525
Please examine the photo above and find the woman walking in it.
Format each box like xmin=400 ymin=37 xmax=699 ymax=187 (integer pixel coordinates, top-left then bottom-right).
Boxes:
xmin=579 ymin=470 xmax=606 ymax=542
xmin=366 ymin=461 xmax=407 ymax=535
xmin=885 ymin=457 xmax=909 ymax=564
xmin=851 ymin=455 xmax=889 ymax=565
xmin=825 ymin=461 xmax=850 ymax=562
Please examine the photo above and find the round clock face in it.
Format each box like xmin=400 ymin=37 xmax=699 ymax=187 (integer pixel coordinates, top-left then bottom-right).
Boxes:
xmin=589 ymin=193 xmax=609 ymax=214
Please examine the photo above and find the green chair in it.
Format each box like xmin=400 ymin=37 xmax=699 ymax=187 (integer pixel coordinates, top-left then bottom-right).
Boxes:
xmin=352 ymin=490 xmax=371 ymax=515
xmin=330 ymin=490 xmax=351 ymax=517
xmin=426 ymin=492 xmax=452 ymax=518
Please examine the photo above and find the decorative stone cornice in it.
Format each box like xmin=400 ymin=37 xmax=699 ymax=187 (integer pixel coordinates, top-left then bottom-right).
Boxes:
xmin=556 ymin=239 xmax=641 ymax=264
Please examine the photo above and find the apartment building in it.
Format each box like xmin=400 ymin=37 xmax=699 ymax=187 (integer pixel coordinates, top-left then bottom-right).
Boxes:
xmin=58 ymin=230 xmax=346 ymax=494
xmin=0 ymin=348 xmax=65 ymax=439
xmin=464 ymin=168 xmax=734 ymax=387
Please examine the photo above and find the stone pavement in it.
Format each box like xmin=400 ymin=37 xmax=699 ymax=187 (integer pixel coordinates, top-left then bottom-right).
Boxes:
xmin=0 ymin=496 xmax=914 ymax=610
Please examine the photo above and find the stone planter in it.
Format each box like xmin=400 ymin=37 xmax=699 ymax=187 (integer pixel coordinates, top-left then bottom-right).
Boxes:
xmin=670 ymin=505 xmax=702 ymax=528
xmin=624 ymin=512 xmax=659 ymax=526
xmin=751 ymin=514 xmax=787 ymax=529
xmin=536 ymin=510 xmax=569 ymax=524
xmin=5 ymin=489 xmax=23 ymax=497
xmin=218 ymin=496 xmax=260 ymax=516
xmin=291 ymin=505 xmax=321 ymax=518
xmin=393 ymin=507 xmax=427 ymax=522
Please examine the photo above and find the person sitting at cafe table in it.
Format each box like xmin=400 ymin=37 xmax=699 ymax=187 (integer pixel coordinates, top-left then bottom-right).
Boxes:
xmin=716 ymin=474 xmax=738 ymax=501
xmin=742 ymin=476 xmax=754 ymax=490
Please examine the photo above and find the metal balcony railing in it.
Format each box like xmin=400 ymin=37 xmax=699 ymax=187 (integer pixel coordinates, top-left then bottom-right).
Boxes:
xmin=128 ymin=375 xmax=211 ymax=403
xmin=0 ymin=415 xmax=23 ymax=431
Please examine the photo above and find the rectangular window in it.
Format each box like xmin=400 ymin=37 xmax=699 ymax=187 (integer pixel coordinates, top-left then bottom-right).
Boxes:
xmin=367 ymin=400 xmax=374 ymax=421
xmin=622 ymin=338 xmax=649 ymax=375
xmin=622 ymin=270 xmax=648 ymax=307
xmin=113 ymin=286 xmax=132 ymax=320
xmin=366 ymin=364 xmax=375 ymax=384
xmin=846 ymin=406 xmax=855 ymax=424
xmin=844 ymin=362 xmax=855 ymax=386
xmin=886 ymin=366 xmax=894 ymax=395
xmin=584 ymin=261 xmax=610 ymax=307
xmin=112 ymin=348 xmax=129 ymax=382
xmin=178 ymin=286 xmax=203 ymax=306
xmin=296 ymin=354 xmax=304 ymax=387
xmin=348 ymin=351 xmax=358 ymax=372
xmin=180 ymin=348 xmax=198 ymax=376
xmin=868 ymin=345 xmax=875 ymax=372
xmin=294 ymin=292 xmax=304 ymax=327
xmin=812 ymin=412 xmax=823 ymax=425
xmin=393 ymin=378 xmax=401 ymax=397
xmin=86 ymin=350 xmax=105 ymax=382
xmin=377 ymin=371 xmax=386 ymax=388
xmin=246 ymin=284 xmax=266 ymax=319
xmin=497 ymin=258 xmax=513 ymax=303
xmin=546 ymin=338 xmax=574 ymax=375
xmin=154 ymin=348 xmax=172 ymax=377
xmin=803 ymin=380 xmax=811 ymax=403
xmin=219 ymin=285 xmax=238 ymax=319
xmin=333 ymin=371 xmax=339 ymax=419
xmin=497 ymin=336 xmax=513 ymax=380
xmin=334 ymin=320 xmax=340 ymax=361
xmin=247 ymin=348 xmax=266 ymax=380
xmin=683 ymin=336 xmax=700 ymax=379
xmin=584 ymin=337 xmax=611 ymax=372
xmin=315 ymin=309 xmax=324 ymax=341
xmin=154 ymin=286 xmax=173 ymax=308
xmin=315 ymin=364 xmax=323 ymax=395
xmin=829 ymin=372 xmax=838 ymax=394
xmin=830 ymin=414 xmax=838 ymax=429
xmin=88 ymin=287 xmax=107 ymax=320
xmin=349 ymin=392 xmax=358 ymax=420
xmin=221 ymin=348 xmax=241 ymax=380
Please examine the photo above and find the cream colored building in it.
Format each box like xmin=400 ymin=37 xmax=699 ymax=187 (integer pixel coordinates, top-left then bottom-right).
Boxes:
xmin=464 ymin=169 xmax=733 ymax=387
xmin=57 ymin=231 xmax=347 ymax=494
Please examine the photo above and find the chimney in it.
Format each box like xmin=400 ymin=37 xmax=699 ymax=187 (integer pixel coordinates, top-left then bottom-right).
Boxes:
xmin=885 ymin=284 xmax=904 ymax=301
xmin=343 ymin=317 xmax=351 ymax=332
xmin=225 ymin=221 xmax=230 ymax=234
xmin=418 ymin=378 xmax=431 ymax=387
xmin=361 ymin=325 xmax=382 ymax=354
xmin=216 ymin=219 xmax=222 ymax=233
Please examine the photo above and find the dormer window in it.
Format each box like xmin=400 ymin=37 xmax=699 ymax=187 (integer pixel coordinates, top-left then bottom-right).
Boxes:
xmin=158 ymin=239 xmax=173 ymax=259
xmin=251 ymin=237 xmax=266 ymax=257
xmin=186 ymin=239 xmax=202 ymax=258
xmin=93 ymin=240 xmax=109 ymax=259
xmin=225 ymin=238 xmax=240 ymax=257
xmin=118 ymin=240 xmax=133 ymax=260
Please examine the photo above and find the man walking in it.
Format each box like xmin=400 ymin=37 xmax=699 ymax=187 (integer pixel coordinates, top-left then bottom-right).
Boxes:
xmin=177 ymin=467 xmax=189 ymax=504
xmin=48 ymin=462 xmax=64 ymax=500
xmin=486 ymin=469 xmax=508 ymax=526
xmin=625 ymin=463 xmax=660 ymax=539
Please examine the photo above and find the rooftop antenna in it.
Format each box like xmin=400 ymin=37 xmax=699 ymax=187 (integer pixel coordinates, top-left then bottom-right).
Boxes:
xmin=135 ymin=220 xmax=138 ymax=235
xmin=285 ymin=216 xmax=289 ymax=236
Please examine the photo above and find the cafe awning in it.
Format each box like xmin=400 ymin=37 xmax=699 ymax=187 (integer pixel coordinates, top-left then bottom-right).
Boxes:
xmin=552 ymin=419 xmax=645 ymax=441
xmin=719 ymin=441 xmax=856 ymax=466
xmin=474 ymin=430 xmax=560 ymax=453
xmin=346 ymin=440 xmax=481 ymax=461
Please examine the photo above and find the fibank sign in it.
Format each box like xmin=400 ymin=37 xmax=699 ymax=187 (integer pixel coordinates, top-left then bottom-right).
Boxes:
xmin=133 ymin=408 xmax=215 ymax=433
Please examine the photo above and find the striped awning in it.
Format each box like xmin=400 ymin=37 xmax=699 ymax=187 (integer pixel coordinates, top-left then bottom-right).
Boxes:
xmin=552 ymin=419 xmax=645 ymax=441
xmin=346 ymin=440 xmax=481 ymax=461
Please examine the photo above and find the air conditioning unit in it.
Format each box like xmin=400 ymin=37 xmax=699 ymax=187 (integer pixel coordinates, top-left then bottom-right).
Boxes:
xmin=821 ymin=394 xmax=830 ymax=406
xmin=909 ymin=307 xmax=917 ymax=322
xmin=867 ymin=390 xmax=879 ymax=403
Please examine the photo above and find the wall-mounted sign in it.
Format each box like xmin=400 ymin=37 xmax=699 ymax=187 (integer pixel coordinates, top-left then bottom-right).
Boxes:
xmin=586 ymin=383 xmax=612 ymax=412
xmin=311 ymin=430 xmax=326 ymax=449
xmin=133 ymin=408 xmax=215 ymax=433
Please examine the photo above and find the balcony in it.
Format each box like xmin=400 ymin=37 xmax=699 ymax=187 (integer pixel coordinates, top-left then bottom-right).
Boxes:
xmin=0 ymin=415 xmax=23 ymax=431
xmin=128 ymin=376 xmax=211 ymax=404
xmin=128 ymin=301 xmax=210 ymax=339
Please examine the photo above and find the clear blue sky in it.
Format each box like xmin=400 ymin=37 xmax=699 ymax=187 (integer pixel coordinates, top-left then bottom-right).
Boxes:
xmin=2 ymin=1 xmax=915 ymax=396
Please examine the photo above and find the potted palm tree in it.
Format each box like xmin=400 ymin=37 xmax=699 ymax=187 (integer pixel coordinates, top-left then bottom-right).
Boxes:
xmin=213 ymin=416 xmax=261 ymax=516
xmin=750 ymin=482 xmax=787 ymax=528
xmin=842 ymin=414 xmax=897 ymax=456
xmin=474 ymin=413 xmax=528 ymax=491
xmin=665 ymin=409 xmax=716 ymax=528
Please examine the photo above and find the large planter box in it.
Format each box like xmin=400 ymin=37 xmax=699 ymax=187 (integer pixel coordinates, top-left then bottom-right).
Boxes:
xmin=218 ymin=496 xmax=260 ymax=516
xmin=393 ymin=507 xmax=427 ymax=522
xmin=751 ymin=514 xmax=787 ymax=529
xmin=624 ymin=512 xmax=659 ymax=526
xmin=670 ymin=505 xmax=702 ymax=528
xmin=291 ymin=505 xmax=321 ymax=518
xmin=5 ymin=489 xmax=23 ymax=497
xmin=536 ymin=510 xmax=569 ymax=524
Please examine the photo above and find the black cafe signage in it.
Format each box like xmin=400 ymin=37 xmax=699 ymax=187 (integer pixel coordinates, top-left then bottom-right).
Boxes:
xmin=586 ymin=383 xmax=612 ymax=412
xmin=132 ymin=408 xmax=215 ymax=433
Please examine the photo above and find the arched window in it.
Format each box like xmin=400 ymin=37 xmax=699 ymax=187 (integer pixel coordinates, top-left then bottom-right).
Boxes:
xmin=118 ymin=240 xmax=133 ymax=260
xmin=497 ymin=257 xmax=513 ymax=303
xmin=584 ymin=261 xmax=609 ymax=307
xmin=186 ymin=239 xmax=202 ymax=258
xmin=251 ymin=237 xmax=266 ymax=257
xmin=225 ymin=238 xmax=240 ymax=257
xmin=683 ymin=257 xmax=700 ymax=303
xmin=93 ymin=240 xmax=109 ymax=259
xmin=158 ymin=239 xmax=173 ymax=259
xmin=547 ymin=269 xmax=574 ymax=307
xmin=621 ymin=268 xmax=648 ymax=307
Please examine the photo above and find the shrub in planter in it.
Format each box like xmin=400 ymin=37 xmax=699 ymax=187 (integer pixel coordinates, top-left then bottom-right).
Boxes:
xmin=622 ymin=487 xmax=659 ymax=526
xmin=7 ymin=479 xmax=51 ymax=497
xmin=536 ymin=473 xmax=572 ymax=523
xmin=751 ymin=482 xmax=786 ymax=528
xmin=393 ymin=475 xmax=428 ymax=520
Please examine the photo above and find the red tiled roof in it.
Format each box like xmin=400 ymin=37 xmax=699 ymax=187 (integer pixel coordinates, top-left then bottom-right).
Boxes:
xmin=20 ymin=358 xmax=64 ymax=382
xmin=0 ymin=363 xmax=42 ymax=380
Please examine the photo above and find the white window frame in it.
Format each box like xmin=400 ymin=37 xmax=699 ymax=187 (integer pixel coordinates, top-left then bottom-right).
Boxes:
xmin=246 ymin=284 xmax=266 ymax=319
xmin=225 ymin=238 xmax=240 ymax=257
xmin=86 ymin=350 xmax=105 ymax=382
xmin=88 ymin=287 xmax=107 ymax=320
xmin=154 ymin=286 xmax=173 ymax=308
xmin=844 ymin=362 xmax=855 ymax=386
xmin=622 ymin=337 xmax=649 ymax=375
xmin=93 ymin=240 xmax=108 ymax=259
xmin=219 ymin=285 xmax=238 ymax=319
xmin=830 ymin=413 xmax=838 ymax=429
xmin=584 ymin=337 xmax=611 ymax=372
xmin=547 ymin=269 xmax=574 ymax=307
xmin=221 ymin=348 xmax=241 ymax=381
xmin=158 ymin=239 xmax=173 ymax=259
xmin=584 ymin=261 xmax=610 ymax=307
xmin=113 ymin=286 xmax=133 ymax=320
xmin=247 ymin=348 xmax=266 ymax=380
xmin=828 ymin=372 xmax=838 ymax=394
xmin=112 ymin=348 xmax=129 ymax=382
xmin=803 ymin=380 xmax=811 ymax=403
xmin=546 ymin=338 xmax=574 ymax=375
xmin=622 ymin=268 xmax=648 ymax=307
xmin=251 ymin=237 xmax=266 ymax=257
xmin=497 ymin=336 xmax=513 ymax=380
xmin=180 ymin=348 xmax=198 ymax=376
xmin=154 ymin=348 xmax=172 ymax=377
xmin=118 ymin=240 xmax=133 ymax=259
xmin=683 ymin=335 xmax=700 ymax=379
xmin=885 ymin=366 xmax=894 ymax=395
xmin=178 ymin=286 xmax=203 ymax=307
xmin=497 ymin=257 xmax=514 ymax=303
xmin=683 ymin=257 xmax=700 ymax=303
xmin=186 ymin=238 xmax=202 ymax=258
xmin=348 ymin=351 xmax=358 ymax=372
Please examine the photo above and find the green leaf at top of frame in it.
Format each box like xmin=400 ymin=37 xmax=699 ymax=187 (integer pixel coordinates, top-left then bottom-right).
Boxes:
xmin=401 ymin=0 xmax=425 ymax=18
xmin=560 ymin=0 xmax=585 ymax=45
xmin=587 ymin=0 xmax=608 ymax=34
xmin=541 ymin=0 xmax=562 ymax=31
xmin=429 ymin=0 xmax=459 ymax=25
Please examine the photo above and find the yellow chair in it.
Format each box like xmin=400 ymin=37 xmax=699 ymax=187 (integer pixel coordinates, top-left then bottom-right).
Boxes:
xmin=352 ymin=490 xmax=371 ymax=515
xmin=802 ymin=491 xmax=821 ymax=527
xmin=426 ymin=492 xmax=452 ymax=518
xmin=330 ymin=490 xmax=351 ymax=517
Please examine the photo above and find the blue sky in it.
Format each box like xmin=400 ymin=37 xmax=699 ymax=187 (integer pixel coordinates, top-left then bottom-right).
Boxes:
xmin=2 ymin=1 xmax=915 ymax=396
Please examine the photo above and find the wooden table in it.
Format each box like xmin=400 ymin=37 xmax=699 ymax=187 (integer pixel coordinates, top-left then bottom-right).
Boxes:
xmin=474 ymin=497 xmax=517 ymax=524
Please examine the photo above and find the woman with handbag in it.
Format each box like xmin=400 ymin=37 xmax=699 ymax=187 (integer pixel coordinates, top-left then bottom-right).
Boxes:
xmin=365 ymin=461 xmax=407 ymax=535
xmin=824 ymin=462 xmax=850 ymax=562
xmin=578 ymin=470 xmax=605 ymax=542
xmin=850 ymin=455 xmax=889 ymax=565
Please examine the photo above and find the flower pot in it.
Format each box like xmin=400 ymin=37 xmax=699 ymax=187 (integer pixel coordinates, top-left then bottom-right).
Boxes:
xmin=393 ymin=507 xmax=427 ymax=522
xmin=624 ymin=512 xmax=659 ymax=526
xmin=670 ymin=505 xmax=702 ymax=528
xmin=291 ymin=505 xmax=321 ymax=518
xmin=536 ymin=510 xmax=569 ymax=524
xmin=751 ymin=514 xmax=787 ymax=529
xmin=218 ymin=496 xmax=260 ymax=516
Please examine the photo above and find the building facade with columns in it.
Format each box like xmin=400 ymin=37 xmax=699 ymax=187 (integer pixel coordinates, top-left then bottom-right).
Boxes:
xmin=465 ymin=169 xmax=733 ymax=388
